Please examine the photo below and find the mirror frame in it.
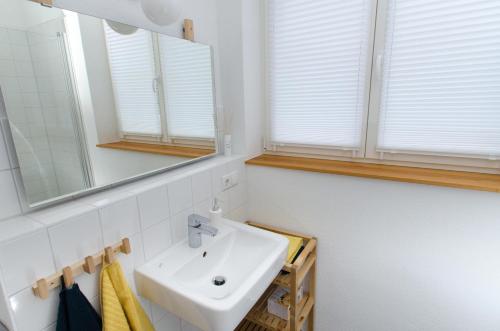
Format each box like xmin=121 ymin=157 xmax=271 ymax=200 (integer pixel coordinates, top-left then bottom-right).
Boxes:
xmin=5 ymin=1 xmax=220 ymax=210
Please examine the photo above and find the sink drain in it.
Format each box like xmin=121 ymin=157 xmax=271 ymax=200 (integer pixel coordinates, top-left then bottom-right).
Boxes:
xmin=212 ymin=276 xmax=226 ymax=286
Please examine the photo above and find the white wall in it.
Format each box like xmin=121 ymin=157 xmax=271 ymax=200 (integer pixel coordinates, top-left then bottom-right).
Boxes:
xmin=247 ymin=165 xmax=500 ymax=331
xmin=77 ymin=14 xmax=119 ymax=144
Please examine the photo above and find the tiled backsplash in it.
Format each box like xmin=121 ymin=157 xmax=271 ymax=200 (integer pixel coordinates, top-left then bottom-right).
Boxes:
xmin=0 ymin=155 xmax=248 ymax=331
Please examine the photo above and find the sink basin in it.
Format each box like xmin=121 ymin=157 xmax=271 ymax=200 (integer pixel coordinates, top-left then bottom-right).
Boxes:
xmin=135 ymin=218 xmax=288 ymax=331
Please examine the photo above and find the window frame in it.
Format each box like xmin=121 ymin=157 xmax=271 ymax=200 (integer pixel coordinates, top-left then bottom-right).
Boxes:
xmin=103 ymin=23 xmax=216 ymax=149
xmin=264 ymin=0 xmax=500 ymax=173
xmin=263 ymin=0 xmax=379 ymax=160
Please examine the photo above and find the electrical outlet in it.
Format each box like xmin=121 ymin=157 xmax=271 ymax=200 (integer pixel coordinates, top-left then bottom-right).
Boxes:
xmin=221 ymin=171 xmax=238 ymax=191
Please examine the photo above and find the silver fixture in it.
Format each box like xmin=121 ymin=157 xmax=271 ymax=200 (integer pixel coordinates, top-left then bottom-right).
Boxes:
xmin=212 ymin=276 xmax=226 ymax=286
xmin=188 ymin=214 xmax=218 ymax=248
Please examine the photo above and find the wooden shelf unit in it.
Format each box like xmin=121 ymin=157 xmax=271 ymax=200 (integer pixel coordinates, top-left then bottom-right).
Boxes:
xmin=236 ymin=222 xmax=317 ymax=331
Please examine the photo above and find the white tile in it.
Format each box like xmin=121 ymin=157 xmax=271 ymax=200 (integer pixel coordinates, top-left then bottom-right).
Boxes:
xmin=137 ymin=185 xmax=170 ymax=230
xmin=0 ymin=87 xmax=6 ymax=118
xmin=48 ymin=210 xmax=103 ymax=269
xmin=11 ymin=168 xmax=28 ymax=212
xmin=191 ymin=170 xmax=212 ymax=204
xmin=194 ymin=199 xmax=211 ymax=219
xmin=167 ymin=177 xmax=193 ymax=215
xmin=17 ymin=77 xmax=37 ymax=93
xmin=228 ymin=180 xmax=247 ymax=211
xmin=1 ymin=119 xmax=19 ymax=168
xmin=0 ymin=170 xmax=21 ymax=220
xmin=7 ymin=30 xmax=28 ymax=45
xmin=151 ymin=302 xmax=167 ymax=323
xmin=142 ymin=220 xmax=173 ymax=261
xmin=99 ymin=196 xmax=141 ymax=245
xmin=0 ymin=121 xmax=11 ymax=170
xmin=126 ymin=272 xmax=152 ymax=320
xmin=181 ymin=320 xmax=203 ymax=331
xmin=0 ymin=28 xmax=8 ymax=43
xmin=10 ymin=45 xmax=30 ymax=61
xmin=155 ymin=310 xmax=181 ymax=331
xmin=0 ymin=59 xmax=15 ymax=76
xmin=77 ymin=187 xmax=134 ymax=208
xmin=170 ymin=208 xmax=194 ymax=244
xmin=76 ymin=265 xmax=101 ymax=300
xmin=14 ymin=60 xmax=34 ymax=77
xmin=225 ymin=158 xmax=247 ymax=183
xmin=118 ymin=233 xmax=145 ymax=275
xmin=0 ymin=228 xmax=55 ymax=295
xmin=9 ymin=286 xmax=58 ymax=331
xmin=228 ymin=203 xmax=248 ymax=223
xmin=211 ymin=165 xmax=227 ymax=195
xmin=27 ymin=201 xmax=96 ymax=226
xmin=0 ymin=42 xmax=12 ymax=60
xmin=0 ymin=216 xmax=43 ymax=243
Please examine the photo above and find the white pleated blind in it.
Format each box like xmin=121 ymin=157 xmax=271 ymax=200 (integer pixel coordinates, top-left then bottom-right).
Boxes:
xmin=103 ymin=23 xmax=161 ymax=135
xmin=268 ymin=0 xmax=373 ymax=148
xmin=377 ymin=0 xmax=500 ymax=157
xmin=159 ymin=36 xmax=215 ymax=139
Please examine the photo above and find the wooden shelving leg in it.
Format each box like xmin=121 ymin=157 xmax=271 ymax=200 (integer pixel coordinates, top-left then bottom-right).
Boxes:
xmin=308 ymin=248 xmax=317 ymax=331
xmin=290 ymin=266 xmax=298 ymax=331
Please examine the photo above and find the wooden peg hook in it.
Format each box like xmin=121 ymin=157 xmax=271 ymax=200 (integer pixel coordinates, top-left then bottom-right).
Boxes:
xmin=121 ymin=238 xmax=131 ymax=255
xmin=105 ymin=246 xmax=115 ymax=264
xmin=62 ymin=267 xmax=74 ymax=288
xmin=83 ymin=256 xmax=96 ymax=274
xmin=34 ymin=278 xmax=49 ymax=299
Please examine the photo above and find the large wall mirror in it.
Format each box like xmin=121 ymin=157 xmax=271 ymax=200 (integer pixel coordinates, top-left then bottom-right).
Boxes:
xmin=0 ymin=1 xmax=217 ymax=207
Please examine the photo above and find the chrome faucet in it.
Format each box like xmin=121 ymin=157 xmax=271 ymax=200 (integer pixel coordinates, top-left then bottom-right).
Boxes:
xmin=188 ymin=214 xmax=218 ymax=248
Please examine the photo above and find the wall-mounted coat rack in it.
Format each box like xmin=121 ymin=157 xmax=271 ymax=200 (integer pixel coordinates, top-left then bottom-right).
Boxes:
xmin=32 ymin=238 xmax=131 ymax=299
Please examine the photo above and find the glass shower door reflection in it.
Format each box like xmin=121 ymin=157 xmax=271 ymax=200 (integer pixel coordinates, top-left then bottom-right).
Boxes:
xmin=1 ymin=23 xmax=92 ymax=204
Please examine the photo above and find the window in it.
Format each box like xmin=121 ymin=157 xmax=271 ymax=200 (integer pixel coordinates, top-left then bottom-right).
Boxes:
xmin=103 ymin=22 xmax=215 ymax=146
xmin=158 ymin=35 xmax=215 ymax=140
xmin=267 ymin=0 xmax=375 ymax=157
xmin=103 ymin=25 xmax=161 ymax=136
xmin=266 ymin=0 xmax=500 ymax=171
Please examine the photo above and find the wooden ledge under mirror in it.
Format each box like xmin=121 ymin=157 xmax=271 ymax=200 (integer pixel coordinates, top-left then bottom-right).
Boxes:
xmin=246 ymin=154 xmax=500 ymax=193
xmin=1 ymin=2 xmax=218 ymax=208
xmin=97 ymin=141 xmax=215 ymax=158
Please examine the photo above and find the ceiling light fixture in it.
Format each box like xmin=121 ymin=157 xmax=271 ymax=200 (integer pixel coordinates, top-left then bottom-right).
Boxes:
xmin=140 ymin=0 xmax=182 ymax=26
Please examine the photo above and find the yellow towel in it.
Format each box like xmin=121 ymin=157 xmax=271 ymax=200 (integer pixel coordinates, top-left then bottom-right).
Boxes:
xmin=284 ymin=235 xmax=303 ymax=263
xmin=100 ymin=261 xmax=154 ymax=331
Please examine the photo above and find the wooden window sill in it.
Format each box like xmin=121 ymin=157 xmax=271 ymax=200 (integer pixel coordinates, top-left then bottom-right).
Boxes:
xmin=97 ymin=141 xmax=215 ymax=158
xmin=246 ymin=154 xmax=500 ymax=193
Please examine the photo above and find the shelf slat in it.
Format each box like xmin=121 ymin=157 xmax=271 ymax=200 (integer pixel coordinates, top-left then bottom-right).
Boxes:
xmin=245 ymin=285 xmax=309 ymax=331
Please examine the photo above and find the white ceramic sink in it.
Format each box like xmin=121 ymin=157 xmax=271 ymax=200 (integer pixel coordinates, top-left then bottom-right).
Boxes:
xmin=135 ymin=217 xmax=288 ymax=331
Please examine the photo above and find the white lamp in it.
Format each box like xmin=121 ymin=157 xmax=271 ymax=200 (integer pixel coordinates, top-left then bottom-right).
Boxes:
xmin=140 ymin=0 xmax=182 ymax=26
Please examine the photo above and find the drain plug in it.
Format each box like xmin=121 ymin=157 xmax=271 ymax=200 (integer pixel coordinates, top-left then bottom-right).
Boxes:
xmin=212 ymin=276 xmax=226 ymax=286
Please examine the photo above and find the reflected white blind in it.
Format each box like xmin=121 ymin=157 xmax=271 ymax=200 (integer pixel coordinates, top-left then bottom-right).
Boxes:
xmin=268 ymin=0 xmax=373 ymax=148
xmin=103 ymin=23 xmax=161 ymax=135
xmin=159 ymin=36 xmax=215 ymax=139
xmin=378 ymin=0 xmax=500 ymax=157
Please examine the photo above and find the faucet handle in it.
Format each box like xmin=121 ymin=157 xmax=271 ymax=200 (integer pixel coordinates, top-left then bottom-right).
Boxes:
xmin=188 ymin=214 xmax=210 ymax=227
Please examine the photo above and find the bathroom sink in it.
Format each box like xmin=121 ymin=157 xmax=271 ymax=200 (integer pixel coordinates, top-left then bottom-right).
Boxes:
xmin=134 ymin=218 xmax=288 ymax=331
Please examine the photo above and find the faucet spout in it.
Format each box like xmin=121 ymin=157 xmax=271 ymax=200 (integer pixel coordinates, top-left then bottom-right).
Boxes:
xmin=198 ymin=223 xmax=218 ymax=236
xmin=187 ymin=213 xmax=218 ymax=248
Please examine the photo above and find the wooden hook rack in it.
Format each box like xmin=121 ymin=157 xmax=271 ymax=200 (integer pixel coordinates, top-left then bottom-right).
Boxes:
xmin=32 ymin=238 xmax=132 ymax=299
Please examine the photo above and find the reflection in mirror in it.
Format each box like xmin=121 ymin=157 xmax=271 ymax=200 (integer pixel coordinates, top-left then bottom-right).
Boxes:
xmin=0 ymin=1 xmax=217 ymax=206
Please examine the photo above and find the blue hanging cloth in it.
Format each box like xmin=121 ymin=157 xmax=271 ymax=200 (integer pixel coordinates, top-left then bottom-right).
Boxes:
xmin=56 ymin=279 xmax=102 ymax=331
